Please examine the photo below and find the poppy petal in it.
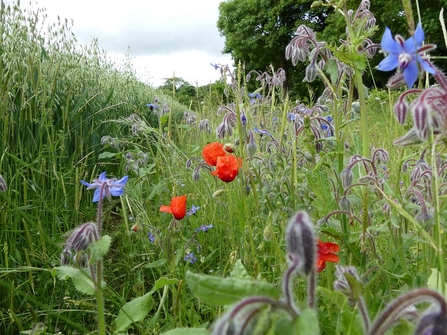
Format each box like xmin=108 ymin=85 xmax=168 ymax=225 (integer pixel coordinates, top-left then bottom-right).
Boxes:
xmin=160 ymin=205 xmax=173 ymax=214
xmin=318 ymin=240 xmax=340 ymax=254
xmin=318 ymin=253 xmax=339 ymax=263
xmin=170 ymin=195 xmax=187 ymax=220
xmin=202 ymin=142 xmax=226 ymax=166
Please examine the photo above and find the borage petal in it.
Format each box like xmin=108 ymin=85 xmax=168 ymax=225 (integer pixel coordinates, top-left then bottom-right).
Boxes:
xmin=377 ymin=54 xmax=399 ymax=71
xmin=403 ymin=61 xmax=419 ymax=88
xmin=381 ymin=27 xmax=402 ymax=54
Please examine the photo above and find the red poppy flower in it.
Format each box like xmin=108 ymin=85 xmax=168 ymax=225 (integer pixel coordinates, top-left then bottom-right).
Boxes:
xmin=211 ymin=155 xmax=242 ymax=183
xmin=316 ymin=239 xmax=340 ymax=272
xmin=160 ymin=195 xmax=187 ymax=220
xmin=202 ymin=142 xmax=226 ymax=166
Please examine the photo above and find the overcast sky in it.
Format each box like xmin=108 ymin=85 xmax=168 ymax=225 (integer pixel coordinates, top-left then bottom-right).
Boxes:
xmin=21 ymin=0 xmax=233 ymax=87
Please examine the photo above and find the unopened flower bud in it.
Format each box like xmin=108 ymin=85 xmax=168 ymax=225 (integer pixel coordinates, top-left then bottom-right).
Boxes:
xmin=339 ymin=196 xmax=351 ymax=211
xmin=223 ymin=143 xmax=236 ymax=153
xmin=285 ymin=211 xmax=316 ymax=275
xmin=263 ymin=224 xmax=273 ymax=242
xmin=0 ymin=175 xmax=7 ymax=192
xmin=412 ymin=102 xmax=429 ymax=140
xmin=333 ymin=265 xmax=362 ymax=307
xmin=340 ymin=168 xmax=354 ymax=189
xmin=394 ymin=98 xmax=409 ymax=125
xmin=213 ymin=189 xmax=226 ymax=198
xmin=304 ymin=62 xmax=317 ymax=82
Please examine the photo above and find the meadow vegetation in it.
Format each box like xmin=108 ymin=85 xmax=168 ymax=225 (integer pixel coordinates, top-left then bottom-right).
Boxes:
xmin=1 ymin=0 xmax=447 ymax=334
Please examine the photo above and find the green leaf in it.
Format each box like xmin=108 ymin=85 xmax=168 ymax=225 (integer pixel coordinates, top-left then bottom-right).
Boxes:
xmin=324 ymin=58 xmax=339 ymax=85
xmin=89 ymin=235 xmax=112 ymax=264
xmin=98 ymin=151 xmax=118 ymax=160
xmin=150 ymin=277 xmax=179 ymax=294
xmin=161 ymin=328 xmax=210 ymax=335
xmin=114 ymin=292 xmax=153 ymax=333
xmin=427 ymin=268 xmax=447 ymax=298
xmin=230 ymin=259 xmax=251 ymax=280
xmin=56 ymin=266 xmax=96 ymax=295
xmin=275 ymin=317 xmax=297 ymax=335
xmin=185 ymin=271 xmax=280 ymax=306
xmin=294 ymin=308 xmax=319 ymax=335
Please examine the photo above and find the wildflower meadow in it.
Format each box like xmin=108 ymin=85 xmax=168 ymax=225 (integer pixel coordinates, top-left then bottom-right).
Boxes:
xmin=2 ymin=0 xmax=447 ymax=334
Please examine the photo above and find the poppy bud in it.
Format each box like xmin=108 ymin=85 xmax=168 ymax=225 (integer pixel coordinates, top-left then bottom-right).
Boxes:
xmin=213 ymin=189 xmax=226 ymax=197
xmin=223 ymin=143 xmax=236 ymax=153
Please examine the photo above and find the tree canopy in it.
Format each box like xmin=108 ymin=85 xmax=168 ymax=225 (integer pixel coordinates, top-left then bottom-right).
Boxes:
xmin=217 ymin=0 xmax=447 ymax=98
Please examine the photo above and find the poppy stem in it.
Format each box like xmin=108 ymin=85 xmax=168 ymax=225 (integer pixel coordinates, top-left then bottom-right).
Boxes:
xmin=307 ymin=268 xmax=316 ymax=309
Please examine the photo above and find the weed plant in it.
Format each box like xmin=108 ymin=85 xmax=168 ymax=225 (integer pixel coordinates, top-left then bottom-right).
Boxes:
xmin=1 ymin=0 xmax=447 ymax=334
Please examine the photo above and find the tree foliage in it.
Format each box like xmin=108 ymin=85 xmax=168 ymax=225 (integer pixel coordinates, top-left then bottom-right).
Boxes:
xmin=218 ymin=0 xmax=447 ymax=96
xmin=217 ymin=0 xmax=331 ymax=97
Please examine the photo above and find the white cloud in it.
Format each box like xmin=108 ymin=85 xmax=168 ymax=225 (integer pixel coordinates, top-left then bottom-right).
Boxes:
xmin=21 ymin=0 xmax=233 ymax=86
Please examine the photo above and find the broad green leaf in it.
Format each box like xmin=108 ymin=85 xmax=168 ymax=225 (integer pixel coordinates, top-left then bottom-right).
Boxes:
xmin=294 ymin=308 xmax=319 ymax=335
xmin=89 ymin=235 xmax=112 ymax=264
xmin=98 ymin=152 xmax=118 ymax=160
xmin=230 ymin=259 xmax=251 ymax=279
xmin=161 ymin=328 xmax=210 ymax=335
xmin=185 ymin=271 xmax=280 ymax=306
xmin=56 ymin=266 xmax=96 ymax=295
xmin=427 ymin=268 xmax=447 ymax=298
xmin=150 ymin=277 xmax=179 ymax=294
xmin=114 ymin=292 xmax=153 ymax=333
xmin=324 ymin=58 xmax=339 ymax=85
xmin=160 ymin=114 xmax=169 ymax=124
xmin=275 ymin=317 xmax=297 ymax=335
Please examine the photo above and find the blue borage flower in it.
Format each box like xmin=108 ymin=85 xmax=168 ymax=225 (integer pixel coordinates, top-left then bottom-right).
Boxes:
xmin=147 ymin=231 xmax=155 ymax=243
xmin=195 ymin=224 xmax=214 ymax=232
xmin=210 ymin=62 xmax=220 ymax=70
xmin=184 ymin=252 xmax=197 ymax=264
xmin=186 ymin=204 xmax=201 ymax=216
xmin=377 ymin=22 xmax=436 ymax=88
xmin=81 ymin=172 xmax=128 ymax=202
xmin=146 ymin=103 xmax=158 ymax=110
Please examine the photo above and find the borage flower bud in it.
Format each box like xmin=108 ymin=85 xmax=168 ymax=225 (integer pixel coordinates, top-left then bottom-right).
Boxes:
xmin=394 ymin=98 xmax=409 ymax=125
xmin=0 ymin=175 xmax=7 ymax=192
xmin=304 ymin=62 xmax=317 ymax=82
xmin=340 ymin=168 xmax=354 ymax=189
xmin=285 ymin=211 xmax=316 ymax=275
xmin=412 ymin=102 xmax=429 ymax=140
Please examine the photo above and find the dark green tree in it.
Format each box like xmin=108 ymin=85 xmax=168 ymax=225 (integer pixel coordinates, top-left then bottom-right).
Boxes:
xmin=217 ymin=0 xmax=331 ymax=98
xmin=218 ymin=0 xmax=447 ymax=96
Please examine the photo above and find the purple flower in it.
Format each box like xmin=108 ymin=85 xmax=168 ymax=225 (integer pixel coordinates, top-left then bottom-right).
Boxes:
xmin=210 ymin=63 xmax=220 ymax=70
xmin=186 ymin=205 xmax=201 ymax=216
xmin=253 ymin=127 xmax=271 ymax=137
xmin=146 ymin=103 xmax=158 ymax=110
xmin=377 ymin=22 xmax=436 ymax=88
xmin=196 ymin=224 xmax=214 ymax=232
xmin=81 ymin=172 xmax=128 ymax=202
xmin=147 ymin=231 xmax=155 ymax=243
xmin=184 ymin=252 xmax=197 ymax=264
xmin=248 ymin=92 xmax=262 ymax=99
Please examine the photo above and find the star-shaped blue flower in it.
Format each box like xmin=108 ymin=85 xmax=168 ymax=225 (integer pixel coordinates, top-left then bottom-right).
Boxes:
xmin=81 ymin=172 xmax=129 ymax=202
xmin=377 ymin=22 xmax=435 ymax=88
